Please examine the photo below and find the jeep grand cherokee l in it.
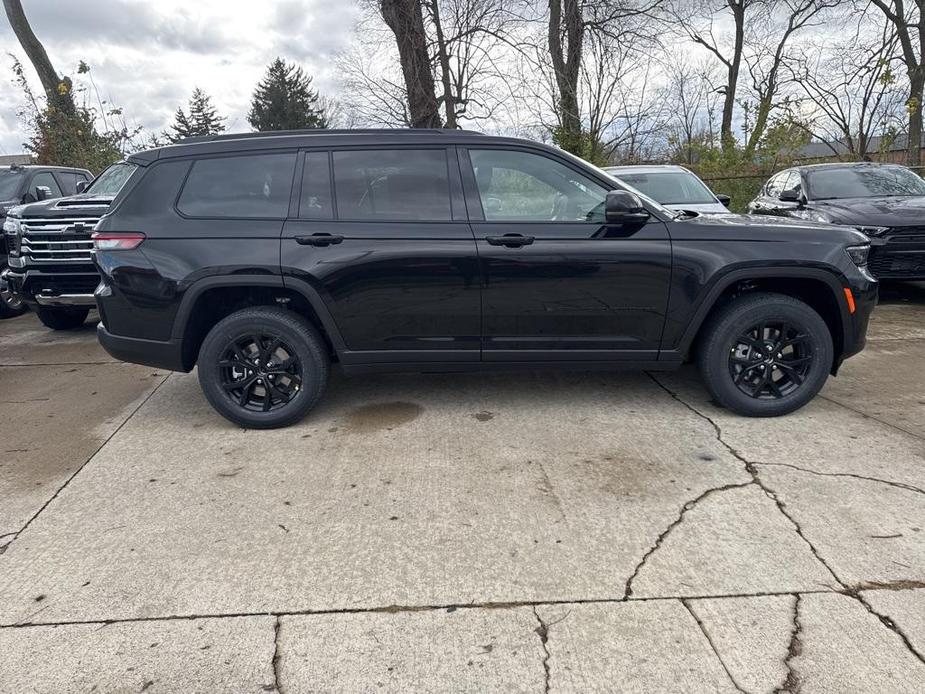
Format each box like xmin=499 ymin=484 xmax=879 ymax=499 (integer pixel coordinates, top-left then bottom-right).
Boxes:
xmin=2 ymin=162 xmax=135 ymax=329
xmin=91 ymin=130 xmax=876 ymax=428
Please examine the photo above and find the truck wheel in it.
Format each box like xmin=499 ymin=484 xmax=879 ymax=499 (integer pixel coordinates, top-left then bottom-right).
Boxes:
xmin=697 ymin=292 xmax=833 ymax=417
xmin=0 ymin=284 xmax=27 ymax=319
xmin=35 ymin=306 xmax=90 ymax=330
xmin=197 ymin=307 xmax=329 ymax=429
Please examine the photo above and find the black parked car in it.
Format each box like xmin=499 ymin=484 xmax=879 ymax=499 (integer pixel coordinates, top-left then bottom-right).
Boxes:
xmin=91 ymin=130 xmax=876 ymax=428
xmin=748 ymin=162 xmax=925 ymax=280
xmin=2 ymin=162 xmax=135 ymax=329
xmin=0 ymin=164 xmax=92 ymax=318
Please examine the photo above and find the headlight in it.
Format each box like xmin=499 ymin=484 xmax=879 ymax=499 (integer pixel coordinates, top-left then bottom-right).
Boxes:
xmin=853 ymin=225 xmax=889 ymax=237
xmin=2 ymin=216 xmax=20 ymax=234
xmin=845 ymin=244 xmax=870 ymax=267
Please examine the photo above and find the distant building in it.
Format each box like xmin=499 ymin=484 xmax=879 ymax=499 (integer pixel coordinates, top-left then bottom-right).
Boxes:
xmin=796 ymin=134 xmax=915 ymax=165
xmin=0 ymin=154 xmax=32 ymax=166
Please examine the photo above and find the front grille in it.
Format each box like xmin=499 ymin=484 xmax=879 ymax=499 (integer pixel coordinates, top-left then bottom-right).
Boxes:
xmin=869 ymin=249 xmax=925 ymax=277
xmin=20 ymin=217 xmax=99 ymax=265
xmin=885 ymin=226 xmax=925 ymax=242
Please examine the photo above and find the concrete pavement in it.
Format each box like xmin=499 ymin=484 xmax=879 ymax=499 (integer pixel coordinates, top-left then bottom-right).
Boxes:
xmin=0 ymin=283 xmax=923 ymax=693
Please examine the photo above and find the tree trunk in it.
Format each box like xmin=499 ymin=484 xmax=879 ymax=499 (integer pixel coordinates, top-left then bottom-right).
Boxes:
xmin=3 ymin=0 xmax=73 ymax=112
xmin=429 ymin=0 xmax=457 ymax=128
xmin=721 ymin=0 xmax=745 ymax=152
xmin=380 ymin=0 xmax=442 ymax=128
xmin=548 ymin=0 xmax=583 ymax=154
xmin=907 ymin=68 xmax=924 ymax=166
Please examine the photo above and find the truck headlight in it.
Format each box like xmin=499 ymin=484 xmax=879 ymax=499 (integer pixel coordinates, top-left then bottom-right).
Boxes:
xmin=845 ymin=244 xmax=870 ymax=267
xmin=853 ymin=225 xmax=889 ymax=237
xmin=2 ymin=216 xmax=20 ymax=235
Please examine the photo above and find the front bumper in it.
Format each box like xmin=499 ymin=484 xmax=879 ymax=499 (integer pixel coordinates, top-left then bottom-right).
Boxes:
xmin=97 ymin=322 xmax=187 ymax=372
xmin=2 ymin=266 xmax=99 ymax=308
xmin=868 ymin=236 xmax=925 ymax=279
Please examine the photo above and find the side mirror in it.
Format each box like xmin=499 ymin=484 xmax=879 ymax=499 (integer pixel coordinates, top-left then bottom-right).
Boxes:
xmin=605 ymin=190 xmax=650 ymax=225
xmin=35 ymin=186 xmax=53 ymax=201
xmin=76 ymin=180 xmax=88 ymax=194
xmin=716 ymin=194 xmax=731 ymax=207
xmin=779 ymin=189 xmax=800 ymax=203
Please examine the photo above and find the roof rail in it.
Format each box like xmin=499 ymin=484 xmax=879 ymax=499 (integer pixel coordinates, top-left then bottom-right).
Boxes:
xmin=177 ymin=128 xmax=483 ymax=144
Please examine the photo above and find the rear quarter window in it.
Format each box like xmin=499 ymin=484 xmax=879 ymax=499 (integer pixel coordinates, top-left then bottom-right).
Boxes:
xmin=177 ymin=152 xmax=296 ymax=218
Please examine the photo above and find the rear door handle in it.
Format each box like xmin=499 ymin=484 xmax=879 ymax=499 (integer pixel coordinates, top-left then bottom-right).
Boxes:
xmin=486 ymin=234 xmax=534 ymax=248
xmin=295 ymin=233 xmax=344 ymax=247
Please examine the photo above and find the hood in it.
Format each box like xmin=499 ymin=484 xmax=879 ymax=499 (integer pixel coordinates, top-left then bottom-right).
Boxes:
xmin=9 ymin=193 xmax=113 ymax=219
xmin=813 ymin=196 xmax=925 ymax=228
xmin=668 ymin=202 xmax=730 ymax=215
xmin=0 ymin=199 xmax=18 ymax=217
xmin=684 ymin=211 xmax=869 ymax=245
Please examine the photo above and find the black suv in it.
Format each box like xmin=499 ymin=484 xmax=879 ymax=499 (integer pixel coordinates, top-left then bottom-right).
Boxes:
xmin=2 ymin=162 xmax=134 ymax=328
xmin=92 ymin=130 xmax=877 ymax=428
xmin=748 ymin=162 xmax=925 ymax=280
xmin=0 ymin=164 xmax=92 ymax=318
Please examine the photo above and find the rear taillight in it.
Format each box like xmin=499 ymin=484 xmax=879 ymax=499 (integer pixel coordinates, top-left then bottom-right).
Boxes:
xmin=92 ymin=232 xmax=145 ymax=250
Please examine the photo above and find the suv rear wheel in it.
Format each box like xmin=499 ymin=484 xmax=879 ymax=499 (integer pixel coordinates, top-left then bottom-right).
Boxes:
xmin=35 ymin=306 xmax=89 ymax=330
xmin=197 ymin=307 xmax=329 ymax=429
xmin=698 ymin=292 xmax=833 ymax=417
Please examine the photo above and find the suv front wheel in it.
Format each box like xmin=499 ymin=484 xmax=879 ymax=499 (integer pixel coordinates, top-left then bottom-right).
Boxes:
xmin=197 ymin=307 xmax=329 ymax=429
xmin=698 ymin=292 xmax=833 ymax=417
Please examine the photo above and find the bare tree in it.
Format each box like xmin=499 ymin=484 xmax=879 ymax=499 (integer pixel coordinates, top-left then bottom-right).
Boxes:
xmin=380 ymin=0 xmax=443 ymax=127
xmin=792 ymin=19 xmax=906 ymax=159
xmin=868 ymin=0 xmax=925 ymax=165
xmin=3 ymin=0 xmax=74 ymax=111
xmin=661 ymin=57 xmax=722 ymax=163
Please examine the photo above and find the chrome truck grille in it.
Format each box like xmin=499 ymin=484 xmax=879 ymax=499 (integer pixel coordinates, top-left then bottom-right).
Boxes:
xmin=19 ymin=217 xmax=100 ymax=265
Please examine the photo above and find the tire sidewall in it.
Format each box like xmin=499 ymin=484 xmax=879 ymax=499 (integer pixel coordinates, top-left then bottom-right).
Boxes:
xmin=198 ymin=310 xmax=327 ymax=429
xmin=702 ymin=299 xmax=833 ymax=417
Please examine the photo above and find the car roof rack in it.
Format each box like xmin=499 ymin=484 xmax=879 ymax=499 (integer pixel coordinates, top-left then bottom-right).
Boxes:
xmin=179 ymin=128 xmax=483 ymax=144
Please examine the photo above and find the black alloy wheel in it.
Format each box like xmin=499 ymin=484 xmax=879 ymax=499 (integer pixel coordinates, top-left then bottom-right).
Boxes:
xmin=728 ymin=321 xmax=814 ymax=399
xmin=219 ymin=333 xmax=303 ymax=413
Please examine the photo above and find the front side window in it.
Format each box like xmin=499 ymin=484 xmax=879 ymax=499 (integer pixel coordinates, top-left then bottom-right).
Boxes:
xmin=765 ymin=172 xmax=789 ymax=198
xmin=31 ymin=172 xmax=62 ymax=198
xmin=615 ymin=171 xmax=715 ymax=205
xmin=333 ymin=149 xmax=451 ymax=221
xmin=87 ymin=162 xmax=138 ymax=197
xmin=178 ymin=152 xmax=296 ymax=218
xmin=469 ymin=149 xmax=608 ymax=222
xmin=806 ymin=166 xmax=925 ymax=200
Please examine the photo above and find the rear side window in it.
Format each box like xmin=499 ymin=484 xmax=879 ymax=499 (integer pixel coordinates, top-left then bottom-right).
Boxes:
xmin=299 ymin=151 xmax=333 ymax=219
xmin=178 ymin=152 xmax=296 ymax=218
xmin=57 ymin=171 xmax=84 ymax=195
xmin=332 ymin=149 xmax=451 ymax=221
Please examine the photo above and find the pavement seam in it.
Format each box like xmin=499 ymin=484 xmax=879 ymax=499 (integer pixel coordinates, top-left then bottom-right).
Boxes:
xmin=773 ymin=594 xmax=803 ymax=694
xmin=0 ymin=373 xmax=170 ymax=556
xmin=817 ymin=394 xmax=925 ymax=441
xmin=755 ymin=461 xmax=925 ymax=497
xmin=681 ymin=599 xmax=749 ymax=694
xmin=531 ymin=607 xmax=552 ymax=694
xmin=622 ymin=481 xmax=755 ymax=600
xmin=0 ymin=361 xmax=119 ymax=367
xmin=0 ymin=587 xmax=901 ymax=630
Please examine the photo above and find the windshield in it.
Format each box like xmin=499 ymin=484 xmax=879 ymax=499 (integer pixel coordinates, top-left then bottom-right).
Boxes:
xmin=0 ymin=168 xmax=25 ymax=200
xmin=610 ymin=170 xmax=717 ymax=205
xmin=86 ymin=162 xmax=137 ymax=196
xmin=594 ymin=166 xmax=677 ymax=218
xmin=807 ymin=166 xmax=925 ymax=200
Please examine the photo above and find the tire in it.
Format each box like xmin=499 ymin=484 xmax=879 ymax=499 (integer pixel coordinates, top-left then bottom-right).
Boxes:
xmin=697 ymin=292 xmax=834 ymax=417
xmin=197 ymin=307 xmax=329 ymax=429
xmin=0 ymin=261 xmax=28 ymax=319
xmin=35 ymin=306 xmax=90 ymax=330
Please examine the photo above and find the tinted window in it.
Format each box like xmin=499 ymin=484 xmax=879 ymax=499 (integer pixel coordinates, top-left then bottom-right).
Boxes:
xmin=56 ymin=171 xmax=87 ymax=195
xmin=178 ymin=153 xmax=296 ymax=218
xmin=616 ymin=171 xmax=715 ymax=205
xmin=765 ymin=172 xmax=789 ymax=198
xmin=32 ymin=172 xmax=62 ymax=198
xmin=299 ymin=151 xmax=333 ymax=219
xmin=806 ymin=166 xmax=925 ymax=200
xmin=0 ymin=169 xmax=25 ymax=200
xmin=469 ymin=149 xmax=607 ymax=222
xmin=333 ymin=149 xmax=451 ymax=221
xmin=782 ymin=171 xmax=802 ymax=196
xmin=87 ymin=163 xmax=138 ymax=196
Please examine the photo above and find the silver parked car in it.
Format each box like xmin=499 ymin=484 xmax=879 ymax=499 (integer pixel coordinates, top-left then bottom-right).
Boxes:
xmin=604 ymin=164 xmax=731 ymax=214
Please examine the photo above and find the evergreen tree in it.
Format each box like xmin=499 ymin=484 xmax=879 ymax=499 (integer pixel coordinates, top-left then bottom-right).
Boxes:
xmin=166 ymin=88 xmax=225 ymax=142
xmin=248 ymin=58 xmax=328 ymax=131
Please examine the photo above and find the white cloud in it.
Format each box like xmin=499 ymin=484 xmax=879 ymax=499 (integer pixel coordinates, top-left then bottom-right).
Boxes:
xmin=0 ymin=0 xmax=360 ymax=155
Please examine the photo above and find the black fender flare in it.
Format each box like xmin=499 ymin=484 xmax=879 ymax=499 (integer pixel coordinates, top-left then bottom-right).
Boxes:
xmin=170 ymin=275 xmax=347 ymax=353
xmin=674 ymin=266 xmax=851 ymax=355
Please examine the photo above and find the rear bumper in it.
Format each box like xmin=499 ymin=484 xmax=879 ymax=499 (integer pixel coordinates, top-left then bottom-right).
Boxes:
xmin=97 ymin=322 xmax=187 ymax=372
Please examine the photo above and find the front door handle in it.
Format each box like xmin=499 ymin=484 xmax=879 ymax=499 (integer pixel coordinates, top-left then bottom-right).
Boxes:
xmin=486 ymin=234 xmax=534 ymax=248
xmin=295 ymin=233 xmax=344 ymax=247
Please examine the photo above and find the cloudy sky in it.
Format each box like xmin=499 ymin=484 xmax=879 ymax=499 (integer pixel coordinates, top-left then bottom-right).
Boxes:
xmin=0 ymin=0 xmax=360 ymax=154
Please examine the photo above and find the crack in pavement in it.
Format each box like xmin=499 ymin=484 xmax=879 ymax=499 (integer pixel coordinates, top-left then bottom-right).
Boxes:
xmin=817 ymin=394 xmax=924 ymax=442
xmin=0 ymin=374 xmax=170 ymax=556
xmin=622 ymin=481 xmax=755 ymax=600
xmin=532 ymin=607 xmax=551 ymax=694
xmin=773 ymin=594 xmax=803 ymax=694
xmin=646 ymin=372 xmax=925 ymax=669
xmin=755 ymin=461 xmax=925 ymax=497
xmin=682 ymin=599 xmax=748 ymax=694
xmin=269 ymin=615 xmax=284 ymax=693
